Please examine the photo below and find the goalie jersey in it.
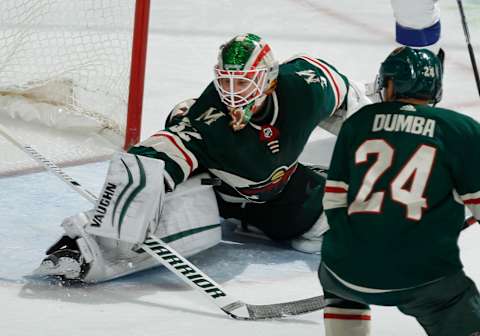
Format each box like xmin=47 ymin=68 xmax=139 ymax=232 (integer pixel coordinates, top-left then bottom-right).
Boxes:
xmin=322 ymin=102 xmax=480 ymax=289
xmin=129 ymin=56 xmax=348 ymax=203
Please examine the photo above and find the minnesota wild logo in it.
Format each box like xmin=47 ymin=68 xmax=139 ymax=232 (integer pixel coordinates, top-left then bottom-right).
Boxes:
xmin=237 ymin=164 xmax=297 ymax=201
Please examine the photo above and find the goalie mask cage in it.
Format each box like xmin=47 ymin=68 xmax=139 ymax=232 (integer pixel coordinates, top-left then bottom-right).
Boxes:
xmin=0 ymin=0 xmax=150 ymax=176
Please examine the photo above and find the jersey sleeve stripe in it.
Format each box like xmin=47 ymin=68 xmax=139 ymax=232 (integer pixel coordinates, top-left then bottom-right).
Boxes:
xmin=460 ymin=191 xmax=480 ymax=220
xmin=459 ymin=191 xmax=480 ymax=201
xmin=149 ymin=131 xmax=198 ymax=178
xmin=324 ymin=180 xmax=349 ymax=210
xmin=460 ymin=191 xmax=480 ymax=204
xmin=299 ymin=55 xmax=346 ymax=111
xmin=325 ymin=180 xmax=349 ymax=190
xmin=324 ymin=313 xmax=371 ymax=321
xmin=325 ymin=186 xmax=348 ymax=193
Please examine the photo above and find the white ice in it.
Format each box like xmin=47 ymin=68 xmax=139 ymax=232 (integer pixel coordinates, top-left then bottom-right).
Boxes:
xmin=1 ymin=0 xmax=480 ymax=335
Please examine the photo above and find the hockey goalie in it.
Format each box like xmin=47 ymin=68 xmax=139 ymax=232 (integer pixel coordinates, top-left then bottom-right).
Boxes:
xmin=34 ymin=33 xmax=372 ymax=282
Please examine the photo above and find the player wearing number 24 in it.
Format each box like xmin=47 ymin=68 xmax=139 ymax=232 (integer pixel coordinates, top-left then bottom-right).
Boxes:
xmin=319 ymin=47 xmax=480 ymax=336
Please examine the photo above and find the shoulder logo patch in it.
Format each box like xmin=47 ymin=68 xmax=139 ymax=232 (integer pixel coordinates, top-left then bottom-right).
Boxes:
xmin=296 ymin=69 xmax=323 ymax=85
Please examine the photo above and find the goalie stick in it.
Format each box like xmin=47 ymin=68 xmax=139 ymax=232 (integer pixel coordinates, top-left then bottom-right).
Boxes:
xmin=0 ymin=124 xmax=327 ymax=320
xmin=140 ymin=236 xmax=327 ymax=320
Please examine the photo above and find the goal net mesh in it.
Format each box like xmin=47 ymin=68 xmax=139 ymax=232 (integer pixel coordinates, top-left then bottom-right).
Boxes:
xmin=0 ymin=0 xmax=137 ymax=176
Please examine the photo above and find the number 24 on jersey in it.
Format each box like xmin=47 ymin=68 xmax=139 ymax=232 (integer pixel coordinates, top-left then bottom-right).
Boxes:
xmin=349 ymin=139 xmax=436 ymax=221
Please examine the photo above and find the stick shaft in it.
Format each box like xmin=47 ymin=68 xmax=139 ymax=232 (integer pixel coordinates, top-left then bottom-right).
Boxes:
xmin=457 ymin=0 xmax=480 ymax=96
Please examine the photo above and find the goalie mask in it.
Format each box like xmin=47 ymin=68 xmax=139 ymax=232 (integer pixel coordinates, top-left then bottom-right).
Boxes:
xmin=213 ymin=33 xmax=279 ymax=130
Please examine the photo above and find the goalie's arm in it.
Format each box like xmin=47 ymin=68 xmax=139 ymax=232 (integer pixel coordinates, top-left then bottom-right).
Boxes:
xmin=282 ymin=56 xmax=353 ymax=136
xmin=128 ymin=127 xmax=204 ymax=191
xmin=128 ymin=141 xmax=188 ymax=192
xmin=128 ymin=98 xmax=209 ymax=191
xmin=289 ymin=56 xmax=349 ymax=121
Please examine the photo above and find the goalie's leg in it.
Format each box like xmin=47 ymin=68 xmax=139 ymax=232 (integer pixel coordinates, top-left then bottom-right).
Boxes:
xmin=217 ymin=164 xmax=328 ymax=254
xmin=34 ymin=236 xmax=88 ymax=281
xmin=33 ymin=211 xmax=106 ymax=281
xmin=35 ymin=152 xmax=221 ymax=282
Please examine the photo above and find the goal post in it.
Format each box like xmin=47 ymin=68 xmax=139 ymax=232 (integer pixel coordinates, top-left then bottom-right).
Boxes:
xmin=126 ymin=0 xmax=150 ymax=150
xmin=0 ymin=0 xmax=151 ymax=176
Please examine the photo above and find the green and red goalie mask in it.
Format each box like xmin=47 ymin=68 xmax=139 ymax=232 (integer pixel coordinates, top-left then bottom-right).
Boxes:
xmin=213 ymin=33 xmax=278 ymax=129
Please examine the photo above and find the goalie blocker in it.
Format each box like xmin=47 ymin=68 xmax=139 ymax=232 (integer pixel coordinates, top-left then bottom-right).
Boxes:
xmin=34 ymin=153 xmax=221 ymax=282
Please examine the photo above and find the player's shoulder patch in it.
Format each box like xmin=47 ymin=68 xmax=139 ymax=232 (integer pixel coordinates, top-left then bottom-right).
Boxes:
xmin=278 ymin=57 xmax=321 ymax=89
xmin=280 ymin=55 xmax=349 ymax=114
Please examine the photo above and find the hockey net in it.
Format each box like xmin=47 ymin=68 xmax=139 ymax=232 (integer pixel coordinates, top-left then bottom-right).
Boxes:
xmin=0 ymin=0 xmax=149 ymax=176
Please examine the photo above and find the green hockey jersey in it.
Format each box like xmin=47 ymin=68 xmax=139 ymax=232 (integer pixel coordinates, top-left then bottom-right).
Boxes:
xmin=322 ymin=102 xmax=480 ymax=289
xmin=129 ymin=56 xmax=348 ymax=203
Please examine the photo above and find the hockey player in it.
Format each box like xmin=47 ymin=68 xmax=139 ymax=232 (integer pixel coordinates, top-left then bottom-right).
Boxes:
xmin=319 ymin=47 xmax=480 ymax=336
xmin=35 ymin=33 xmax=371 ymax=283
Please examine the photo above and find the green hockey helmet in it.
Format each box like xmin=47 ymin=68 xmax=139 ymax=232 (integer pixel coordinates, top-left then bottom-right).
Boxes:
xmin=377 ymin=47 xmax=443 ymax=104
xmin=213 ymin=33 xmax=279 ymax=109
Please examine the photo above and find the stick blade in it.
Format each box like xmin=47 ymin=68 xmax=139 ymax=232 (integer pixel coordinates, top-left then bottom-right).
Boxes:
xmin=223 ymin=295 xmax=327 ymax=320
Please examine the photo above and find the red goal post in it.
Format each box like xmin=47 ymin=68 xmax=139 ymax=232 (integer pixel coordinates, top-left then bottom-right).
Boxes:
xmin=126 ymin=0 xmax=150 ymax=150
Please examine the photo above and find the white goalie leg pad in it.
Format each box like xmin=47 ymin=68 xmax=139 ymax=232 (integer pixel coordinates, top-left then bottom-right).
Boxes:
xmin=94 ymin=173 xmax=221 ymax=282
xmin=324 ymin=307 xmax=372 ymax=336
xmin=291 ymin=212 xmax=329 ymax=254
xmin=86 ymin=152 xmax=166 ymax=244
xmin=156 ymin=174 xmax=221 ymax=257
xmin=53 ymin=174 xmax=221 ymax=283
xmin=37 ymin=210 xmax=155 ymax=282
xmin=37 ymin=210 xmax=145 ymax=282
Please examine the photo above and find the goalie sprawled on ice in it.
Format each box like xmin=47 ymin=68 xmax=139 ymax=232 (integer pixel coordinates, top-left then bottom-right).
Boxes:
xmin=35 ymin=33 xmax=372 ymax=282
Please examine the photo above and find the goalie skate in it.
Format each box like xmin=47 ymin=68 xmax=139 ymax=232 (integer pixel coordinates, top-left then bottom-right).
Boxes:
xmin=33 ymin=249 xmax=88 ymax=281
